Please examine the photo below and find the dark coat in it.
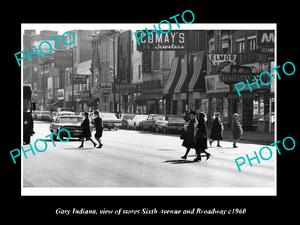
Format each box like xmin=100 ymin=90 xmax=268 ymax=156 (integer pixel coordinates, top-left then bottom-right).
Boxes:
xmin=182 ymin=118 xmax=197 ymax=149
xmin=232 ymin=119 xmax=242 ymax=139
xmin=93 ymin=116 xmax=103 ymax=138
xmin=210 ymin=118 xmax=223 ymax=140
xmin=81 ymin=117 xmax=92 ymax=138
xmin=195 ymin=119 xmax=208 ymax=150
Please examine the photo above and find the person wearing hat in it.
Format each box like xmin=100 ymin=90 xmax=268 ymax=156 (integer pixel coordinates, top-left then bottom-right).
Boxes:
xmin=92 ymin=110 xmax=103 ymax=148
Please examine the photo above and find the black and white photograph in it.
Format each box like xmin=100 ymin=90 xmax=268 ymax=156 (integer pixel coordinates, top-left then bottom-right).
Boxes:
xmin=19 ymin=23 xmax=279 ymax=197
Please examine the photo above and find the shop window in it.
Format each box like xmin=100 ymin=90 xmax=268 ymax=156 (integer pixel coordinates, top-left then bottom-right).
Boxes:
xmin=253 ymin=95 xmax=259 ymax=125
xmin=223 ymin=97 xmax=228 ymax=123
xmin=259 ymin=93 xmax=269 ymax=121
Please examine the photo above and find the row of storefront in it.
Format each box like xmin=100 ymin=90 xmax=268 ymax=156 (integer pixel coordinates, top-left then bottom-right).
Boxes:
xmin=135 ymin=50 xmax=274 ymax=133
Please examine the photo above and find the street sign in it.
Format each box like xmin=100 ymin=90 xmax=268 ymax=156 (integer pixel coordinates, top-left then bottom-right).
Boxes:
xmin=54 ymin=52 xmax=72 ymax=68
xmin=70 ymin=74 xmax=89 ymax=84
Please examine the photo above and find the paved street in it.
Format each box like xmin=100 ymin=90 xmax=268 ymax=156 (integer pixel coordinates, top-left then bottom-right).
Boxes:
xmin=23 ymin=121 xmax=276 ymax=188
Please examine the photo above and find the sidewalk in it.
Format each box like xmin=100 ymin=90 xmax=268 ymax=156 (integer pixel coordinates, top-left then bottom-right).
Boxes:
xmin=206 ymin=128 xmax=275 ymax=146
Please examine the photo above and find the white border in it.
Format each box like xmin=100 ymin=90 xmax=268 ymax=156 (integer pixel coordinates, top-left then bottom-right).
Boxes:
xmin=21 ymin=23 xmax=276 ymax=196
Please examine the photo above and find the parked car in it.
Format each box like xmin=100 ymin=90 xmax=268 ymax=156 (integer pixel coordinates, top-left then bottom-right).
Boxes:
xmin=141 ymin=114 xmax=164 ymax=132
xmin=99 ymin=112 xmax=122 ymax=130
xmin=51 ymin=111 xmax=75 ymax=122
xmin=155 ymin=115 xmax=186 ymax=133
xmin=120 ymin=113 xmax=136 ymax=129
xmin=127 ymin=114 xmax=149 ymax=130
xmin=37 ymin=111 xmax=51 ymax=121
xmin=49 ymin=115 xmax=84 ymax=140
xmin=57 ymin=107 xmax=74 ymax=112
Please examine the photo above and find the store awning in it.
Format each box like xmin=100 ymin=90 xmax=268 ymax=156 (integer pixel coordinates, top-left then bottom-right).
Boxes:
xmin=163 ymin=57 xmax=180 ymax=94
xmin=189 ymin=51 xmax=206 ymax=92
xmin=174 ymin=56 xmax=187 ymax=93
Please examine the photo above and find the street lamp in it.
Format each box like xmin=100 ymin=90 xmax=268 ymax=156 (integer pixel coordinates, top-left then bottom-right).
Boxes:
xmin=53 ymin=48 xmax=75 ymax=111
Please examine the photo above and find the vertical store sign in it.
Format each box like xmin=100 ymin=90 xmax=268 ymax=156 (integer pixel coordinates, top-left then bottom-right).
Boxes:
xmin=142 ymin=51 xmax=151 ymax=73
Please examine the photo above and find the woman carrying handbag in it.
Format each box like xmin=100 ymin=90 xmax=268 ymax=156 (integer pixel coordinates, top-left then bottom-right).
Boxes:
xmin=194 ymin=112 xmax=210 ymax=162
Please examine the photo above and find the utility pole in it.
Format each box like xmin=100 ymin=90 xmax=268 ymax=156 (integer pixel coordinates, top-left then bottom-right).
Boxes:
xmin=185 ymin=30 xmax=190 ymax=112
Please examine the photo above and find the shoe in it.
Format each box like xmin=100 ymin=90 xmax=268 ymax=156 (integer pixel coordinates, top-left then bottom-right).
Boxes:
xmin=209 ymin=140 xmax=212 ymax=146
xmin=181 ymin=155 xmax=187 ymax=160
xmin=233 ymin=144 xmax=238 ymax=148
xmin=97 ymin=144 xmax=103 ymax=148
xmin=93 ymin=143 xmax=97 ymax=148
xmin=206 ymin=153 xmax=211 ymax=161
xmin=217 ymin=145 xmax=221 ymax=147
xmin=193 ymin=157 xmax=201 ymax=162
xmin=78 ymin=145 xmax=83 ymax=148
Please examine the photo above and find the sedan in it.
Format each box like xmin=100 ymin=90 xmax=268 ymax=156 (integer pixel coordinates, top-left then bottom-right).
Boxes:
xmin=99 ymin=112 xmax=122 ymax=130
xmin=49 ymin=115 xmax=84 ymax=141
xmin=127 ymin=114 xmax=149 ymax=130
xmin=141 ymin=114 xmax=164 ymax=132
xmin=155 ymin=115 xmax=186 ymax=133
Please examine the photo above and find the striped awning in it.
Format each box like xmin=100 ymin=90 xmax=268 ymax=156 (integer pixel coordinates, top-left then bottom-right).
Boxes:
xmin=163 ymin=57 xmax=180 ymax=94
xmin=189 ymin=51 xmax=206 ymax=92
xmin=174 ymin=56 xmax=187 ymax=93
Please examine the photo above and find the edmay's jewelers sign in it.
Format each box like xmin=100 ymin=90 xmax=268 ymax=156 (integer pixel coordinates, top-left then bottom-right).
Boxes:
xmin=137 ymin=31 xmax=187 ymax=51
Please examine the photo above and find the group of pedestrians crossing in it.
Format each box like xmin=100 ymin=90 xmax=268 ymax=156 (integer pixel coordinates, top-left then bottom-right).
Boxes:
xmin=181 ymin=111 xmax=243 ymax=162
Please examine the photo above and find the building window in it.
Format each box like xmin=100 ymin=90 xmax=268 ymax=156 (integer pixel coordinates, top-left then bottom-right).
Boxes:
xmin=237 ymin=41 xmax=245 ymax=64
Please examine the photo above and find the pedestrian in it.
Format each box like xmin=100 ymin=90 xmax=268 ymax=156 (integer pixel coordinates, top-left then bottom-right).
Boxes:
xmin=92 ymin=110 xmax=103 ymax=148
xmin=78 ymin=112 xmax=97 ymax=148
xmin=181 ymin=111 xmax=198 ymax=160
xmin=232 ymin=113 xmax=243 ymax=148
xmin=209 ymin=112 xmax=223 ymax=147
xmin=194 ymin=112 xmax=210 ymax=161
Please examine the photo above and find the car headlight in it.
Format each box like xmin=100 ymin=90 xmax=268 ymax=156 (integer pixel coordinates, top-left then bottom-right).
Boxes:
xmin=24 ymin=121 xmax=28 ymax=125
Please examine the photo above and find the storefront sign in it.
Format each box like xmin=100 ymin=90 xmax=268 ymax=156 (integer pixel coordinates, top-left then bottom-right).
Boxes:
xmin=54 ymin=51 xmax=73 ymax=68
xmin=137 ymin=31 xmax=187 ymax=51
xmin=231 ymin=65 xmax=252 ymax=74
xmin=96 ymin=83 xmax=112 ymax=93
xmin=219 ymin=74 xmax=254 ymax=83
xmin=70 ymin=74 xmax=89 ymax=84
xmin=208 ymin=54 xmax=237 ymax=66
xmin=57 ymin=89 xmax=64 ymax=100
xmin=205 ymin=75 xmax=230 ymax=93
xmin=142 ymin=51 xmax=151 ymax=72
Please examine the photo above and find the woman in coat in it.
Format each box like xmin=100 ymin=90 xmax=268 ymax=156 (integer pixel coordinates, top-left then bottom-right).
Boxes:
xmin=232 ymin=113 xmax=243 ymax=148
xmin=194 ymin=112 xmax=210 ymax=161
xmin=78 ymin=112 xmax=97 ymax=148
xmin=209 ymin=112 xmax=223 ymax=147
xmin=181 ymin=111 xmax=198 ymax=160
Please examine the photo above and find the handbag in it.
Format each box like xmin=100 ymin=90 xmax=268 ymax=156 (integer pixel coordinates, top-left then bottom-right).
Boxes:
xmin=195 ymin=131 xmax=206 ymax=140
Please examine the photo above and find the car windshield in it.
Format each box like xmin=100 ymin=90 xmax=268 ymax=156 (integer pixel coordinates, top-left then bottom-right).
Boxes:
xmin=101 ymin=114 xmax=117 ymax=119
xmin=154 ymin=115 xmax=164 ymax=120
xmin=23 ymin=99 xmax=31 ymax=113
xmin=59 ymin=117 xmax=83 ymax=123
xmin=167 ymin=116 xmax=185 ymax=122
xmin=123 ymin=114 xmax=136 ymax=120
